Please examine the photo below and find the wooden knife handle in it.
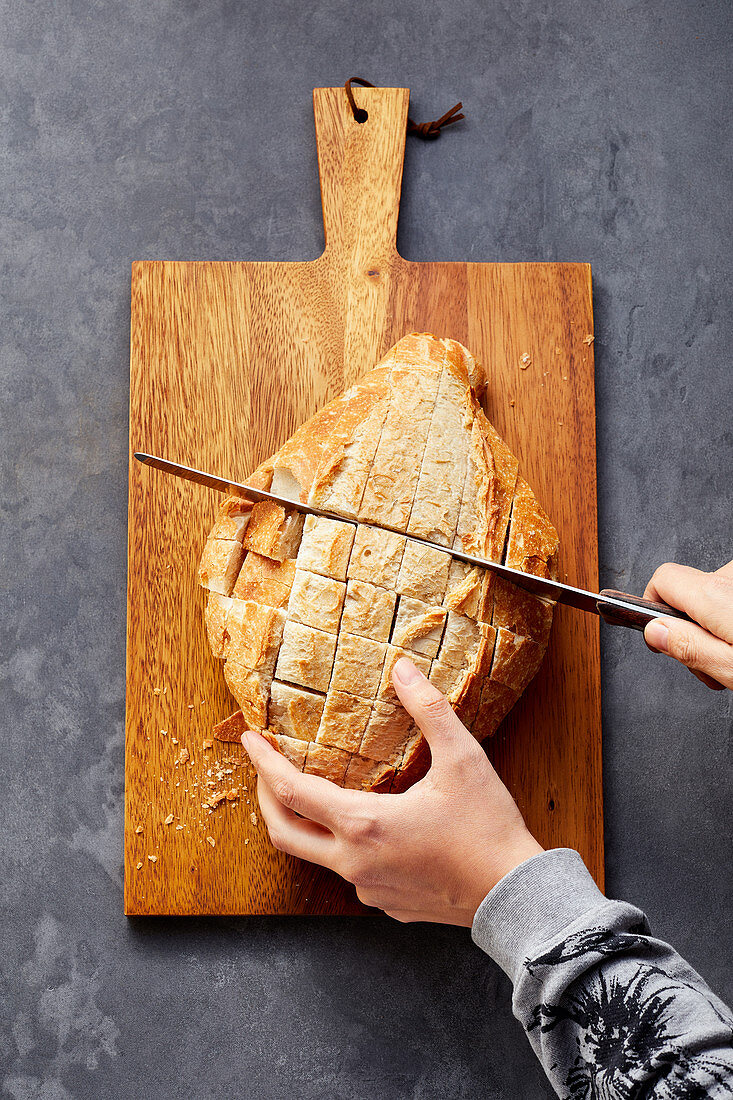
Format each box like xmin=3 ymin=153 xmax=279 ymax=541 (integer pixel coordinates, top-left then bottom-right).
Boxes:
xmin=597 ymin=589 xmax=693 ymax=631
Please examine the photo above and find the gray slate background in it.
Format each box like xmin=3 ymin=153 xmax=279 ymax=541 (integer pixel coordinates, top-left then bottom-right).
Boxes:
xmin=1 ymin=0 xmax=731 ymax=1096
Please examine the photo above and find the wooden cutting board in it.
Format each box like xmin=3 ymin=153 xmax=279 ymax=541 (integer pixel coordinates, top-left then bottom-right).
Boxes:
xmin=125 ymin=86 xmax=602 ymax=915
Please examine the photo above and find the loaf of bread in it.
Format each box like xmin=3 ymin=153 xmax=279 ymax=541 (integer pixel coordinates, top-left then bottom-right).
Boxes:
xmin=198 ymin=333 xmax=559 ymax=791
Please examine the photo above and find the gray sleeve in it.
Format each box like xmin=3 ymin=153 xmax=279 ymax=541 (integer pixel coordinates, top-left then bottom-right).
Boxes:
xmin=472 ymin=848 xmax=733 ymax=1098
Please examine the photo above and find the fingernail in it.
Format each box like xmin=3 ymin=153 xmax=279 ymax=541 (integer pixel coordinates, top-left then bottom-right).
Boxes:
xmin=393 ymin=657 xmax=425 ymax=685
xmin=645 ymin=620 xmax=669 ymax=653
xmin=240 ymin=731 xmax=251 ymax=752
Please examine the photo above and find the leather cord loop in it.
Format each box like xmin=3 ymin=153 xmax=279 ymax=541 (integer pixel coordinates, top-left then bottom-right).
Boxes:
xmin=344 ymin=77 xmax=464 ymax=140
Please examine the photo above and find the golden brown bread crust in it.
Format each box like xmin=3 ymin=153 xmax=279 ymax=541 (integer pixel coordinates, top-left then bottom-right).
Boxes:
xmin=231 ymin=553 xmax=296 ymax=607
xmin=212 ymin=710 xmax=248 ymax=743
xmin=199 ymin=333 xmax=558 ymax=791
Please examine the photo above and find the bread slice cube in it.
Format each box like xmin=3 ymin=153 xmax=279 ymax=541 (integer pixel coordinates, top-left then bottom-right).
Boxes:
xmin=428 ymin=659 xmax=467 ymax=699
xmin=504 ymin=477 xmax=559 ymax=578
xmin=198 ymin=537 xmax=245 ymax=595
xmin=347 ymin=525 xmax=405 ymax=588
xmin=303 ymin=742 xmax=351 ymax=783
xmin=330 ymin=634 xmax=387 ymax=698
xmin=378 ymin=646 xmax=432 ymax=705
xmin=389 ymin=730 xmax=431 ymax=793
xmin=308 ymin=392 xmax=392 ymax=519
xmin=269 ymin=681 xmax=325 ymax=743
xmin=315 ymin=691 xmax=372 ymax=753
xmin=391 ymin=597 xmax=446 ymax=659
xmin=296 ymin=514 xmax=356 ymax=581
xmin=454 ymin=410 xmax=519 ymax=562
xmin=340 ymin=580 xmax=397 ymax=643
xmin=225 ymin=601 xmax=286 ymax=677
xmin=208 ymin=496 xmax=253 ymax=542
xmin=274 ymin=621 xmax=337 ymax=693
xmin=359 ymin=366 xmax=442 ymax=532
xmin=438 ymin=611 xmax=483 ymax=669
xmin=474 ymin=679 xmax=518 ymax=737
xmin=343 ymin=754 xmax=395 ymax=791
xmin=407 ymin=368 xmax=470 ymax=546
xmin=432 ymin=643 xmax=493 ymax=727
xmin=444 ymin=560 xmax=492 ymax=621
xmin=490 ymin=627 xmax=545 ymax=694
xmin=358 ymin=701 xmax=414 ymax=763
xmin=204 ymin=593 xmax=234 ymax=658
xmin=287 ymin=569 xmax=346 ymax=634
xmin=222 ymin=663 xmax=271 ymax=730
xmin=262 ymin=731 xmax=309 ymax=770
xmin=492 ymin=577 xmax=555 ymax=648
xmin=232 ymin=553 xmax=296 ymax=608
xmin=396 ymin=539 xmax=450 ymax=604
xmin=242 ymin=502 xmax=304 ymax=562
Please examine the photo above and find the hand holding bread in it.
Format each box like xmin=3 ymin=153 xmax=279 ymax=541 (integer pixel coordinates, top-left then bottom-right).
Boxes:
xmin=243 ymin=657 xmax=542 ymax=926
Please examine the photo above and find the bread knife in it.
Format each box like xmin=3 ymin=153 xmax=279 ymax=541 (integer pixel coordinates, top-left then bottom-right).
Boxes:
xmin=134 ymin=452 xmax=692 ymax=632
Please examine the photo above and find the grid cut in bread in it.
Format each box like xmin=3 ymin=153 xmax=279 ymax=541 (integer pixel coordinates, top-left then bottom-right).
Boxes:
xmin=202 ymin=333 xmax=558 ymax=791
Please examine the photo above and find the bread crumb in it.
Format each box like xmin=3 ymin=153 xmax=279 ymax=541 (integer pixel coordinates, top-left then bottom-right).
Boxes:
xmin=519 ymin=353 xmax=531 ymax=369
xmin=136 ymin=861 xmax=143 ymax=869
xmin=134 ymin=825 xmax=143 ymax=834
xmin=244 ymin=838 xmax=249 ymax=845
xmin=153 ymin=686 xmax=167 ymax=696
xmin=225 ymin=789 xmax=238 ymax=801
xmin=148 ymin=855 xmax=157 ymax=863
xmin=206 ymin=836 xmax=216 ymax=847
xmin=171 ymin=738 xmax=178 ymax=745
xmin=583 ymin=334 xmax=594 ymax=345
xmin=160 ymin=729 xmax=167 ymax=736
xmin=177 ymin=748 xmax=189 ymax=765
xmin=187 ymin=704 xmax=194 ymax=710
xmin=164 ymin=813 xmax=174 ymax=825
xmin=509 ymin=399 xmax=515 ymax=407
xmin=175 ymin=824 xmax=185 ymax=830
xmin=250 ymin=812 xmax=258 ymax=827
xmin=202 ymin=739 xmax=214 ymax=750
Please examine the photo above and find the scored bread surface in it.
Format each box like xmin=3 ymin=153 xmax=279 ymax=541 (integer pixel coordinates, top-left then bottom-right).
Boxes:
xmin=198 ymin=333 xmax=559 ymax=791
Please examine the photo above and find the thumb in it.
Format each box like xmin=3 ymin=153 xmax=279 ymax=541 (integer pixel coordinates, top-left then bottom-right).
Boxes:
xmin=644 ymin=617 xmax=731 ymax=690
xmin=391 ymin=657 xmax=474 ymax=762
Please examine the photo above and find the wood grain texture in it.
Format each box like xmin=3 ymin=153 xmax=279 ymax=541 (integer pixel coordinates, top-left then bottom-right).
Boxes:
xmin=125 ymin=86 xmax=603 ymax=915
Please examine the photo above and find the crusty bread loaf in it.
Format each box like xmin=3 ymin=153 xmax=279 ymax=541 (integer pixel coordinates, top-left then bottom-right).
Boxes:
xmin=198 ymin=333 xmax=559 ymax=791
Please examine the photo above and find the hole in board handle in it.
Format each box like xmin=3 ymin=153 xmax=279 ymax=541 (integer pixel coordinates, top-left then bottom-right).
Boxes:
xmin=353 ymin=108 xmax=368 ymax=124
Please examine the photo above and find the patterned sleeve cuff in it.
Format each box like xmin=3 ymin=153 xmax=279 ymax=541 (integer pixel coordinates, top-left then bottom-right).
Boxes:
xmin=471 ymin=848 xmax=607 ymax=982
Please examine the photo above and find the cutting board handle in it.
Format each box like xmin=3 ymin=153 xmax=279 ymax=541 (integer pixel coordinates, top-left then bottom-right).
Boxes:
xmin=313 ymin=86 xmax=410 ymax=264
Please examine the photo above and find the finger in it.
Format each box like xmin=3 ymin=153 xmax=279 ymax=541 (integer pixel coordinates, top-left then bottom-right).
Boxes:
xmin=643 ymin=635 xmax=727 ymax=688
xmin=688 ymin=668 xmax=727 ymax=691
xmin=242 ymin=730 xmax=359 ymax=829
xmin=256 ymin=776 xmax=338 ymax=867
xmin=644 ymin=562 xmax=733 ymax=644
xmin=644 ymin=618 xmax=733 ymax=689
xmin=391 ymin=658 xmax=475 ymax=763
